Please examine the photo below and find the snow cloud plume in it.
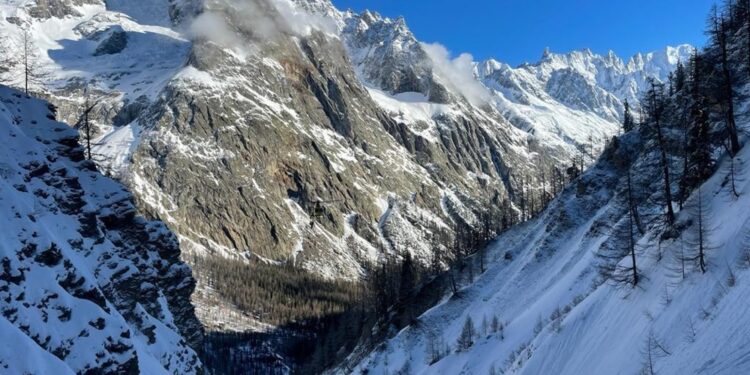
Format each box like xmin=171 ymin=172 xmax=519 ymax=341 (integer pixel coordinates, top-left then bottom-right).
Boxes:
xmin=189 ymin=0 xmax=336 ymax=53
xmin=422 ymin=42 xmax=490 ymax=106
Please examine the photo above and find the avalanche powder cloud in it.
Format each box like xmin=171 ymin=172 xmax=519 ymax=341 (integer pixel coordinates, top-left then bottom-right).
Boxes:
xmin=422 ymin=42 xmax=491 ymax=106
xmin=189 ymin=0 xmax=336 ymax=54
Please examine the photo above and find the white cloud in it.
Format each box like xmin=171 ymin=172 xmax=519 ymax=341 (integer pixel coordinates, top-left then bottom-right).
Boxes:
xmin=188 ymin=0 xmax=337 ymax=55
xmin=189 ymin=11 xmax=240 ymax=48
xmin=422 ymin=42 xmax=490 ymax=106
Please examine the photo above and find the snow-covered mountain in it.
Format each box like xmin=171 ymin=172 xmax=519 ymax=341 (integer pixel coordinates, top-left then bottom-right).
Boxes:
xmin=478 ymin=45 xmax=693 ymax=162
xmin=0 ymin=85 xmax=202 ymax=374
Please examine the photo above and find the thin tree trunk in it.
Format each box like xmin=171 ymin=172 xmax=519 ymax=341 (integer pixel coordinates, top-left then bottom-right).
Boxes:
xmin=629 ymin=195 xmax=638 ymax=287
xmin=698 ymin=188 xmax=707 ymax=273
xmin=647 ymin=335 xmax=655 ymax=375
xmin=730 ymin=156 xmax=740 ymax=198
xmin=720 ymin=19 xmax=741 ymax=156
xmin=680 ymin=239 xmax=686 ymax=280
xmin=627 ymin=167 xmax=645 ymax=234
xmin=680 ymin=99 xmax=690 ymax=210
xmin=655 ymin=113 xmax=675 ymax=226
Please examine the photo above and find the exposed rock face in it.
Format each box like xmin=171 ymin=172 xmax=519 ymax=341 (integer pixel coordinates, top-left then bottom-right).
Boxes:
xmin=341 ymin=11 xmax=453 ymax=103
xmin=129 ymin=11 xmax=532 ymax=281
xmin=26 ymin=0 xmax=101 ymax=19
xmin=94 ymin=28 xmax=127 ymax=55
xmin=0 ymin=85 xmax=202 ymax=374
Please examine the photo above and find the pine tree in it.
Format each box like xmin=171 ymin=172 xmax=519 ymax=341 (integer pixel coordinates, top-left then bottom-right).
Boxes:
xmin=693 ymin=188 xmax=710 ymax=273
xmin=668 ymin=71 xmax=675 ymax=96
xmin=644 ymin=79 xmax=676 ymax=227
xmin=684 ymin=96 xmax=713 ymax=190
xmin=627 ymin=163 xmax=645 ymax=235
xmin=76 ymin=86 xmax=101 ymax=161
xmin=426 ymin=329 xmax=451 ymax=365
xmin=674 ymin=61 xmax=687 ymax=93
xmin=640 ymin=331 xmax=671 ymax=375
xmin=490 ymin=315 xmax=500 ymax=333
xmin=566 ymin=158 xmax=581 ymax=181
xmin=623 ymin=99 xmax=635 ymax=133
xmin=456 ymin=316 xmax=475 ymax=351
xmin=17 ymin=28 xmax=47 ymax=95
xmin=690 ymin=48 xmax=701 ymax=96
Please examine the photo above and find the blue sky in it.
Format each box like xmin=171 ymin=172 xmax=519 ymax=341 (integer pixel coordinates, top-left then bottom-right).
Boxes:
xmin=331 ymin=0 xmax=716 ymax=66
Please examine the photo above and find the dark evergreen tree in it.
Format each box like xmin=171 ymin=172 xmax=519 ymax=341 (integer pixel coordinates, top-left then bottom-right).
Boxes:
xmin=21 ymin=28 xmax=32 ymax=94
xmin=674 ymin=62 xmax=687 ymax=93
xmin=683 ymin=96 xmax=714 ymax=190
xmin=623 ymin=99 xmax=636 ymax=133
xmin=490 ymin=315 xmax=500 ymax=334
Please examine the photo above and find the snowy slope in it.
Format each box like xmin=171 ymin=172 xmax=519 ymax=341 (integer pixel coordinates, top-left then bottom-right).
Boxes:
xmin=0 ymin=85 xmax=201 ymax=374
xmin=342 ymin=103 xmax=750 ymax=375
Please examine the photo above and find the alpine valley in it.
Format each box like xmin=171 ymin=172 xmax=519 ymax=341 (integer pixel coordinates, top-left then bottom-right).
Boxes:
xmin=1 ymin=0 xmax=749 ymax=374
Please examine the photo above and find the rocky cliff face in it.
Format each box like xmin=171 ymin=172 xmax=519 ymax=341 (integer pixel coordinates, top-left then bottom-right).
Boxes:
xmin=0 ymin=85 xmax=201 ymax=374
xmin=341 ymin=10 xmax=453 ymax=103
xmin=129 ymin=0 xmax=536 ymax=282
